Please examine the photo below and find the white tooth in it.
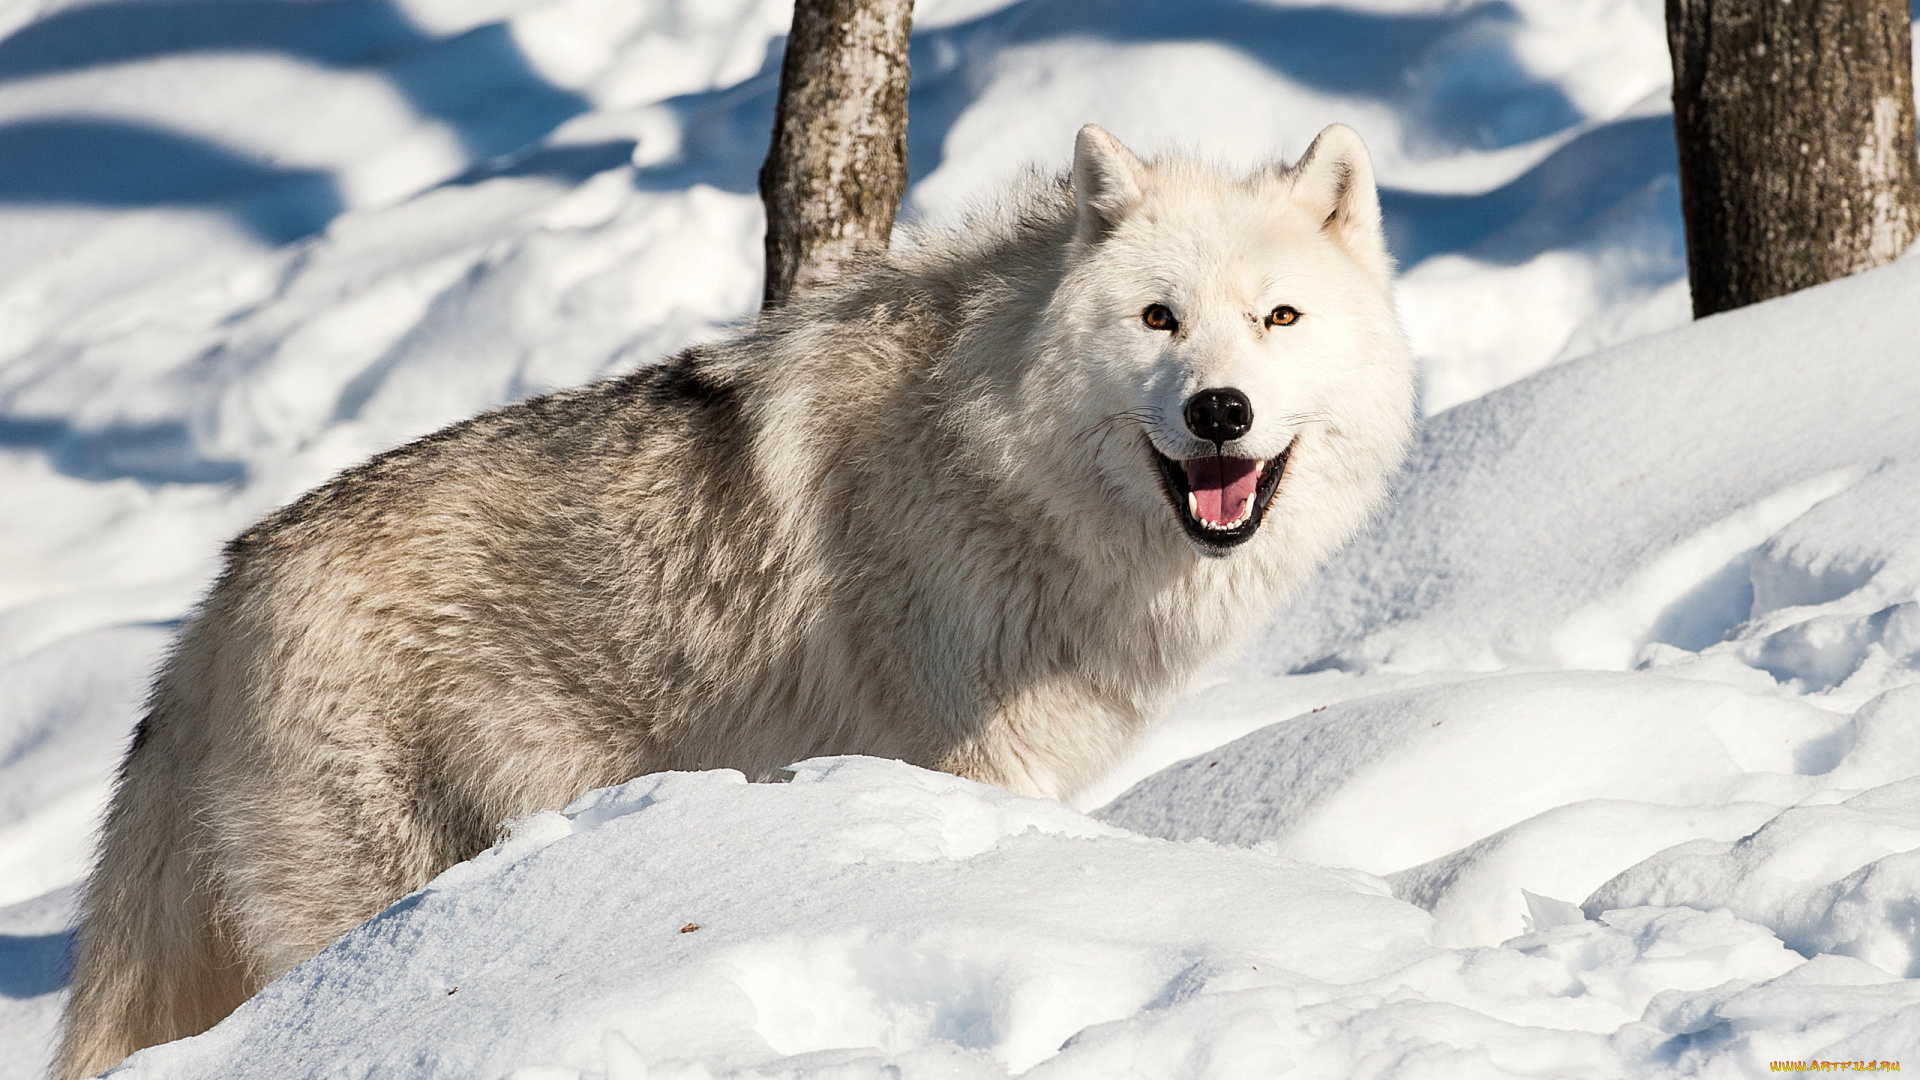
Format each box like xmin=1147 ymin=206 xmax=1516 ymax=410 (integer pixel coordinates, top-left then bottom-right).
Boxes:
xmin=1187 ymin=490 xmax=1199 ymax=520
xmin=1239 ymin=460 xmax=1267 ymax=524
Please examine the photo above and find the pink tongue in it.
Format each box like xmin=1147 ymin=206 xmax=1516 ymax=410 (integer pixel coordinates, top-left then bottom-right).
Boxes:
xmin=1185 ymin=456 xmax=1261 ymax=526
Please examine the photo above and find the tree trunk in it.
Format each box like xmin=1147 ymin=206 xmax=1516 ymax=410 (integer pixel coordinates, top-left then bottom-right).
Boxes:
xmin=1667 ymin=0 xmax=1920 ymax=318
xmin=758 ymin=0 xmax=913 ymax=310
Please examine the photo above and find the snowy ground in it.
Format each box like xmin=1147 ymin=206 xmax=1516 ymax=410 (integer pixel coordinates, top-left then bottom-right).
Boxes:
xmin=4 ymin=0 xmax=1919 ymax=1076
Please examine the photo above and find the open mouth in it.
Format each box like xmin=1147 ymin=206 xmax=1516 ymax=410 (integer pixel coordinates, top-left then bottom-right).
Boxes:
xmin=1149 ymin=442 xmax=1289 ymax=552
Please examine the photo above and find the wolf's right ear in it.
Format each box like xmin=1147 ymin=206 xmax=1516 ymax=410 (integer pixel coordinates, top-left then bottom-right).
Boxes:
xmin=1072 ymin=125 xmax=1145 ymax=244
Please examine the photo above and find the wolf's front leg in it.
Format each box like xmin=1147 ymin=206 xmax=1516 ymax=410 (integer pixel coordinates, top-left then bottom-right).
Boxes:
xmin=935 ymin=676 xmax=1147 ymax=802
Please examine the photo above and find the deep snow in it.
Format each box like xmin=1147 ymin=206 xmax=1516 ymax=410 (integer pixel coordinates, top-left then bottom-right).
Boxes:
xmin=4 ymin=0 xmax=1920 ymax=1076
xmin=101 ymin=756 xmax=1920 ymax=1078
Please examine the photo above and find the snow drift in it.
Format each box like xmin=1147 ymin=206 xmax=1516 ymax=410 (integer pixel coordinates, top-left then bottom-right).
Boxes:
xmin=102 ymin=760 xmax=1920 ymax=1079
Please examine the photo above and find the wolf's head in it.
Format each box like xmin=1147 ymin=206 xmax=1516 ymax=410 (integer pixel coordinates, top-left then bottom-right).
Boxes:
xmin=1020 ymin=124 xmax=1414 ymax=563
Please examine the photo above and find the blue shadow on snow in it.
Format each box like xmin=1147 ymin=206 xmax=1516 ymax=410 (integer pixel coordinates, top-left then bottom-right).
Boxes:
xmin=0 ymin=0 xmax=588 ymax=241
xmin=0 ymin=117 xmax=340 ymax=244
xmin=908 ymin=0 xmax=1582 ymax=167
xmin=1379 ymin=115 xmax=1682 ymax=267
xmin=628 ymin=0 xmax=1583 ymax=198
xmin=0 ymin=416 xmax=247 ymax=486
xmin=0 ymin=932 xmax=71 ymax=999
xmin=0 ymin=0 xmax=1661 ymax=267
xmin=0 ymin=0 xmax=587 ymax=161
xmin=449 ymin=138 xmax=641 ymax=188
xmin=626 ymin=0 xmax=1600 ymax=273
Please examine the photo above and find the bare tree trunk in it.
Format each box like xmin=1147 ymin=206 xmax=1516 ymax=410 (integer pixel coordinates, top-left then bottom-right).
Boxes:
xmin=758 ymin=0 xmax=913 ymax=310
xmin=1667 ymin=0 xmax=1920 ymax=318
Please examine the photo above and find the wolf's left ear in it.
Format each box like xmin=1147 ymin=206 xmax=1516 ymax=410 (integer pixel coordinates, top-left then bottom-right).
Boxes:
xmin=1072 ymin=124 xmax=1146 ymax=245
xmin=1286 ymin=124 xmax=1392 ymax=282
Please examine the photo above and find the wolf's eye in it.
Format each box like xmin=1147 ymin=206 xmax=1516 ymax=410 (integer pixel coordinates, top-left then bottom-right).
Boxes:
xmin=1142 ymin=304 xmax=1178 ymax=332
xmin=1265 ymin=305 xmax=1300 ymax=328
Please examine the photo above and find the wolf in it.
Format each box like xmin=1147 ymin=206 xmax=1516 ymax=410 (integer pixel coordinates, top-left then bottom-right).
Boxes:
xmin=55 ymin=123 xmax=1414 ymax=1077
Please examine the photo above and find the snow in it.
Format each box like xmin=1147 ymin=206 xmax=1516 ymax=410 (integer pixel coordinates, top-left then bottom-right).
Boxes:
xmin=1229 ymin=252 xmax=1920 ymax=697
xmin=84 ymin=761 xmax=1906 ymax=1079
xmin=3 ymin=0 xmax=1920 ymax=1076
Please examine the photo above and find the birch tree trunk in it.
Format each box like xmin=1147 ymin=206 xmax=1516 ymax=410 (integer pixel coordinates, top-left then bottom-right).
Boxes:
xmin=758 ymin=0 xmax=913 ymax=310
xmin=1667 ymin=0 xmax=1920 ymax=318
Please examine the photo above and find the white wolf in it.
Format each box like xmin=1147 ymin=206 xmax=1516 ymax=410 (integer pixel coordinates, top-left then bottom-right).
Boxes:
xmin=56 ymin=123 xmax=1414 ymax=1077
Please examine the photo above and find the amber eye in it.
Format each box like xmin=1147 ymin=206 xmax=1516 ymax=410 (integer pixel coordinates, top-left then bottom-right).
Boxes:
xmin=1266 ymin=305 xmax=1300 ymax=328
xmin=1142 ymin=304 xmax=1178 ymax=332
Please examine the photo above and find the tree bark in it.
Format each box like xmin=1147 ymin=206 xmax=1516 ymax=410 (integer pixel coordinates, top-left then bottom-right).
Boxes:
xmin=758 ymin=0 xmax=913 ymax=310
xmin=1667 ymin=0 xmax=1920 ymax=318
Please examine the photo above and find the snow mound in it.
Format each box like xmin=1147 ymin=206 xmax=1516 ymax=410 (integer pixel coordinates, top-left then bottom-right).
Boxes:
xmin=1099 ymin=671 xmax=1847 ymax=859
xmin=1094 ymin=669 xmax=1920 ymax=948
xmin=1251 ymin=254 xmax=1920 ymax=713
xmin=105 ymin=757 xmax=1917 ymax=1079
xmin=1102 ymin=674 xmax=1920 ymax=953
xmin=111 ymin=758 xmax=1432 ymax=1078
xmin=1590 ymin=763 xmax=1920 ymax=979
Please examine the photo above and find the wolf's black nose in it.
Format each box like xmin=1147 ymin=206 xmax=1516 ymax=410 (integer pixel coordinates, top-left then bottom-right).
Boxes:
xmin=1183 ymin=388 xmax=1253 ymax=444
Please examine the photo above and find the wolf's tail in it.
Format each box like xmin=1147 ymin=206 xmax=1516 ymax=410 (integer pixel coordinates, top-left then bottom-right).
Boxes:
xmin=51 ymin=716 xmax=252 ymax=1080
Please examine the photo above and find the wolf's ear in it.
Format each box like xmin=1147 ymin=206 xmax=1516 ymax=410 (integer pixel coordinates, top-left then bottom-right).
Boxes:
xmin=1286 ymin=124 xmax=1392 ymax=282
xmin=1072 ymin=124 xmax=1145 ymax=244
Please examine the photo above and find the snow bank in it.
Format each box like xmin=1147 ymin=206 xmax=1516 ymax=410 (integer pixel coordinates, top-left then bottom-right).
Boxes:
xmin=1101 ymin=669 xmax=1920 ymax=950
xmin=110 ymin=759 xmax=1427 ymax=1078
xmin=1248 ymin=254 xmax=1920 ymax=709
xmin=1590 ymin=767 xmax=1920 ymax=979
xmin=105 ymin=759 xmax=1920 ymax=1079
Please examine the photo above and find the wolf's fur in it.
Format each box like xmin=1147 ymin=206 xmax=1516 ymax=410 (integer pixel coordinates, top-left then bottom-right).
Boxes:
xmin=55 ymin=125 xmax=1414 ymax=1077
